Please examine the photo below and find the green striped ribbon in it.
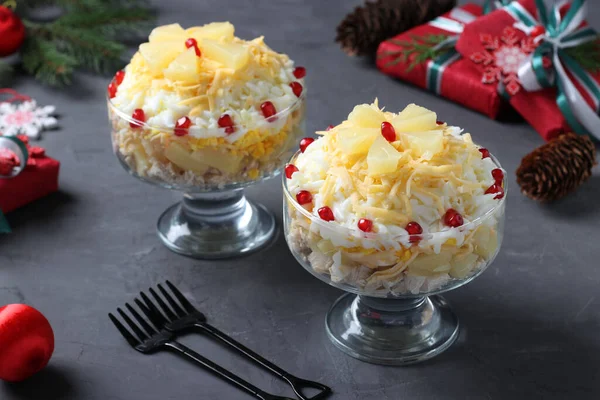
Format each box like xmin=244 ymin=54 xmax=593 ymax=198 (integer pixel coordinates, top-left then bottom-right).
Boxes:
xmin=0 ymin=136 xmax=29 ymax=234
xmin=483 ymin=0 xmax=513 ymax=15
xmin=514 ymin=0 xmax=600 ymax=140
xmin=425 ymin=10 xmax=477 ymax=94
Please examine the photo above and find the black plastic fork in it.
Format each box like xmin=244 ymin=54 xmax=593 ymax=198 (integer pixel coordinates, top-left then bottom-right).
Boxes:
xmin=109 ymin=301 xmax=295 ymax=400
xmin=138 ymin=281 xmax=331 ymax=400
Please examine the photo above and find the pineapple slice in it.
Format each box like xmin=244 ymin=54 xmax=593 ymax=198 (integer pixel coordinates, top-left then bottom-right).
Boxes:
xmin=165 ymin=142 xmax=210 ymax=174
xmin=473 ymin=225 xmax=499 ymax=259
xmin=407 ymin=252 xmax=452 ymax=276
xmin=139 ymin=42 xmax=184 ymax=75
xmin=149 ymin=24 xmax=186 ymax=42
xmin=187 ymin=22 xmax=235 ymax=41
xmin=164 ymin=47 xmax=200 ymax=83
xmin=192 ymin=148 xmax=242 ymax=174
xmin=337 ymin=127 xmax=379 ymax=155
xmin=449 ymin=253 xmax=479 ymax=279
xmin=391 ymin=104 xmax=437 ymax=133
xmin=200 ymin=39 xmax=249 ymax=70
xmin=367 ymin=135 xmax=402 ymax=175
xmin=132 ymin=144 xmax=150 ymax=174
xmin=348 ymin=104 xmax=386 ymax=128
xmin=404 ymin=130 xmax=444 ymax=159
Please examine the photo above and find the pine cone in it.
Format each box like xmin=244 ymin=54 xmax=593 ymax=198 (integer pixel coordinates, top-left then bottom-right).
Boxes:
xmin=336 ymin=0 xmax=456 ymax=57
xmin=517 ymin=133 xmax=597 ymax=202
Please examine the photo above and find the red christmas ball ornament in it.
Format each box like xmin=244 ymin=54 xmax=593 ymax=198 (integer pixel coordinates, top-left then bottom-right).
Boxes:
xmin=0 ymin=304 xmax=54 ymax=382
xmin=0 ymin=6 xmax=25 ymax=57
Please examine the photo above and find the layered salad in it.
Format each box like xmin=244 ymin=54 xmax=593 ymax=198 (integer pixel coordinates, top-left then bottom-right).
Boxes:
xmin=284 ymin=101 xmax=505 ymax=295
xmin=108 ymin=22 xmax=305 ymax=188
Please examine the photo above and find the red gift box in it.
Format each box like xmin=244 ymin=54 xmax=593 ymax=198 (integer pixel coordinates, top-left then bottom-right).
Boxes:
xmin=376 ymin=4 xmax=504 ymax=119
xmin=456 ymin=0 xmax=600 ymax=141
xmin=0 ymin=137 xmax=60 ymax=218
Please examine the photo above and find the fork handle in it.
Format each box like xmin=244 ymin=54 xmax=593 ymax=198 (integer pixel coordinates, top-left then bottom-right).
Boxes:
xmin=165 ymin=341 xmax=276 ymax=400
xmin=195 ymin=323 xmax=331 ymax=400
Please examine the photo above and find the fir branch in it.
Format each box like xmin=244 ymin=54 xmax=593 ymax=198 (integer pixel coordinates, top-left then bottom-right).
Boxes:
xmin=564 ymin=38 xmax=600 ymax=73
xmin=0 ymin=61 xmax=13 ymax=85
xmin=21 ymin=36 xmax=78 ymax=86
xmin=379 ymin=34 xmax=453 ymax=71
xmin=55 ymin=7 xmax=154 ymax=37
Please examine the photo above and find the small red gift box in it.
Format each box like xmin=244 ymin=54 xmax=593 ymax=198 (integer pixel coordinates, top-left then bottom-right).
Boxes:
xmin=456 ymin=0 xmax=600 ymax=141
xmin=0 ymin=137 xmax=60 ymax=216
xmin=376 ymin=4 xmax=504 ymax=119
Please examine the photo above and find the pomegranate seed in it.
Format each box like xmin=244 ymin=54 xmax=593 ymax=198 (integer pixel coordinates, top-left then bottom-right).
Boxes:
xmin=185 ymin=38 xmax=202 ymax=57
xmin=115 ymin=70 xmax=125 ymax=85
xmin=130 ymin=108 xmax=145 ymax=128
xmin=108 ymin=82 xmax=117 ymax=98
xmin=174 ymin=116 xmax=192 ymax=136
xmin=381 ymin=121 xmax=396 ymax=142
xmin=436 ymin=120 xmax=445 ymax=125
xmin=443 ymin=209 xmax=464 ymax=228
xmin=318 ymin=206 xmax=335 ymax=222
xmin=299 ymin=137 xmax=315 ymax=153
xmin=293 ymin=66 xmax=306 ymax=79
xmin=485 ymin=183 xmax=504 ymax=200
xmin=358 ymin=218 xmax=373 ymax=232
xmin=260 ymin=101 xmax=277 ymax=122
xmin=492 ymin=168 xmax=504 ymax=183
xmin=405 ymin=221 xmax=423 ymax=243
xmin=285 ymin=164 xmax=298 ymax=179
xmin=218 ymin=114 xmax=235 ymax=134
xmin=479 ymin=148 xmax=490 ymax=159
xmin=290 ymin=82 xmax=303 ymax=97
xmin=296 ymin=190 xmax=312 ymax=205
xmin=326 ymin=125 xmax=334 ymax=131
xmin=530 ymin=25 xmax=546 ymax=38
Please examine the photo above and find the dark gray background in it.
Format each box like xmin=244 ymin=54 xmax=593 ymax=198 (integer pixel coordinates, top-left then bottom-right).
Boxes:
xmin=2 ymin=0 xmax=600 ymax=399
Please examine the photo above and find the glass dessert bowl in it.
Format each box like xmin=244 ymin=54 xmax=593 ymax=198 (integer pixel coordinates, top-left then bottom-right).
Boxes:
xmin=107 ymin=22 xmax=306 ymax=259
xmin=283 ymin=101 xmax=506 ymax=365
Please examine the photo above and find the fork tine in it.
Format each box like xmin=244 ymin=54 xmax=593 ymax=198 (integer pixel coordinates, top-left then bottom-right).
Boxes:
xmin=149 ymin=287 xmax=178 ymax=321
xmin=109 ymin=313 xmax=140 ymax=347
xmin=117 ymin=307 xmax=148 ymax=342
xmin=126 ymin=302 xmax=157 ymax=337
xmin=135 ymin=297 xmax=165 ymax=331
xmin=140 ymin=291 xmax=169 ymax=326
xmin=157 ymin=283 xmax=186 ymax=318
xmin=166 ymin=280 xmax=197 ymax=313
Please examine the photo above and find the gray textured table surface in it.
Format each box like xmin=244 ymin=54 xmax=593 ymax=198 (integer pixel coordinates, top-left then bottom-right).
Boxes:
xmin=2 ymin=1 xmax=600 ymax=399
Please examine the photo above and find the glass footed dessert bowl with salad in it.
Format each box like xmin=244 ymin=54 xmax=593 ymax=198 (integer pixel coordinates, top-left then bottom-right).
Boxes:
xmin=283 ymin=101 xmax=506 ymax=365
xmin=107 ymin=22 xmax=306 ymax=259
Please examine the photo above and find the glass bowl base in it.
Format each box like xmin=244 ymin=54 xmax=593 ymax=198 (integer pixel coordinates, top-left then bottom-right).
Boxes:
xmin=325 ymin=293 xmax=459 ymax=365
xmin=156 ymin=189 xmax=277 ymax=259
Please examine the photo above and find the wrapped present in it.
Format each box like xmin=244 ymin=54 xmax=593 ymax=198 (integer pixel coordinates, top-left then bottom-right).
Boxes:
xmin=456 ymin=0 xmax=600 ymax=141
xmin=376 ymin=4 xmax=506 ymax=119
xmin=0 ymin=136 xmax=60 ymax=233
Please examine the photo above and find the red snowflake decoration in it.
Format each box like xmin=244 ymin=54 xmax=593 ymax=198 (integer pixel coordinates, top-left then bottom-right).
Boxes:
xmin=470 ymin=27 xmax=539 ymax=96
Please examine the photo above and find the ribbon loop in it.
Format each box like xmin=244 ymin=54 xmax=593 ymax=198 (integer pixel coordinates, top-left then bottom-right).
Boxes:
xmin=0 ymin=136 xmax=29 ymax=233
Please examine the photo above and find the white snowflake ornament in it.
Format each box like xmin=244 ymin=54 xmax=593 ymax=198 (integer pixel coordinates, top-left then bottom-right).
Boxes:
xmin=0 ymin=100 xmax=58 ymax=140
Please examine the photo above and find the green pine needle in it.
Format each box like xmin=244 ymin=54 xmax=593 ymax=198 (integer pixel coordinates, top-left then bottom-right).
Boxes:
xmin=564 ymin=38 xmax=600 ymax=73
xmin=21 ymin=36 xmax=78 ymax=86
xmin=379 ymin=34 xmax=452 ymax=71
xmin=0 ymin=61 xmax=13 ymax=85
